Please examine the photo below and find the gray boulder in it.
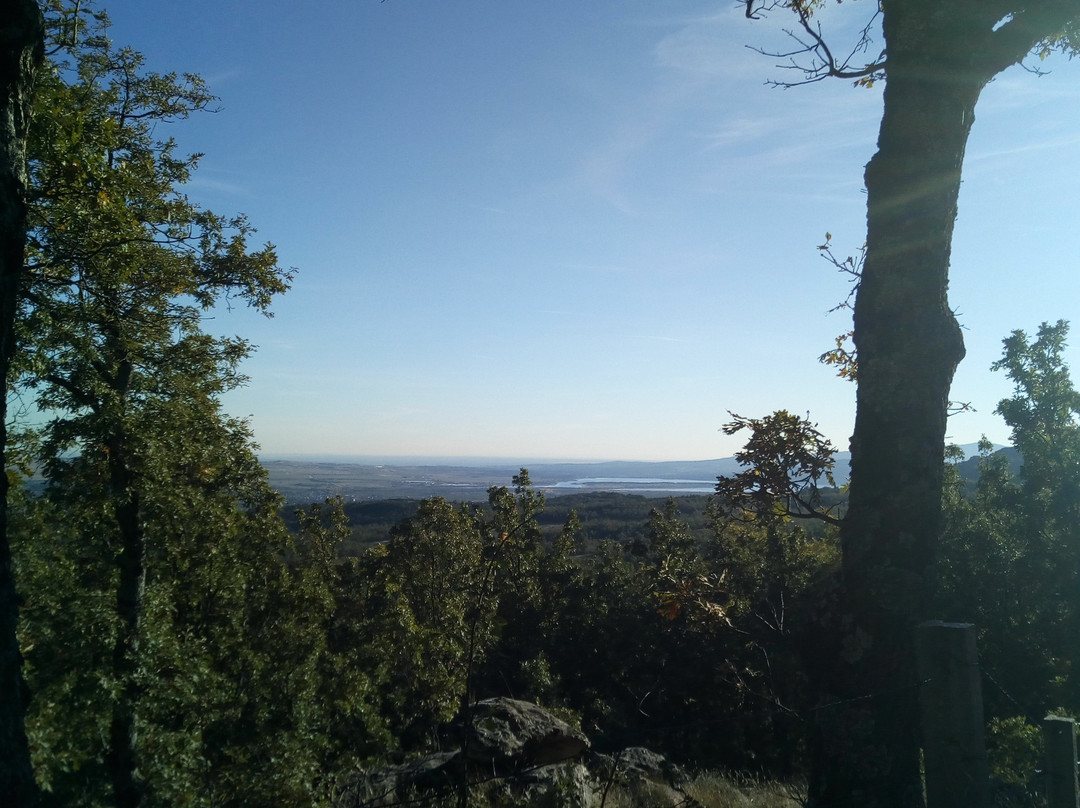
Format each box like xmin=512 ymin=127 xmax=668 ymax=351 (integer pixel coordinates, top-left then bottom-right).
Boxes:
xmin=588 ymin=747 xmax=692 ymax=808
xmin=458 ymin=697 xmax=590 ymax=767
xmin=614 ymin=746 xmax=690 ymax=788
xmin=590 ymin=746 xmax=689 ymax=789
xmin=493 ymin=761 xmax=597 ymax=808
xmin=335 ymin=700 xmax=691 ymax=808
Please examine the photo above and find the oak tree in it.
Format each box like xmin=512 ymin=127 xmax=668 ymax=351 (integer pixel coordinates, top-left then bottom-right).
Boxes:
xmin=744 ymin=3 xmax=1080 ymax=805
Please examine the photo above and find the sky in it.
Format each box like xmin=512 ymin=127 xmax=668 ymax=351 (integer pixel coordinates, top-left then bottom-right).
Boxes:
xmin=90 ymin=0 xmax=1080 ymax=462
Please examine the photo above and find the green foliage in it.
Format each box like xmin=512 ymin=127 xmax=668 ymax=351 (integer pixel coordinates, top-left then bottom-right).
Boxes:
xmin=986 ymin=717 xmax=1042 ymax=787
xmin=716 ymin=410 xmax=842 ymax=526
xmin=28 ymin=2 xmax=1080 ymax=801
xmin=11 ymin=485 xmax=116 ymax=803
xmin=355 ymin=495 xmax=492 ymax=747
xmin=9 ymin=8 xmax=374 ymax=807
xmin=992 ymin=321 xmax=1080 ymax=511
xmin=13 ymin=406 xmax=373 ymax=806
xmin=651 ymin=499 xmax=732 ymax=626
xmin=938 ymin=321 xmax=1080 ymax=786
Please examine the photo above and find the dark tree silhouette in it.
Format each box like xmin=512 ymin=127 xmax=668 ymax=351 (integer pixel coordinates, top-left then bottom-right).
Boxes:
xmin=745 ymin=3 xmax=1080 ymax=806
xmin=0 ymin=2 xmax=43 ymax=805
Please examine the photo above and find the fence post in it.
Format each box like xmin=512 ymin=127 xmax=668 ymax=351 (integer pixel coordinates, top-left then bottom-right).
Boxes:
xmin=1043 ymin=715 xmax=1079 ymax=808
xmin=915 ymin=621 xmax=989 ymax=808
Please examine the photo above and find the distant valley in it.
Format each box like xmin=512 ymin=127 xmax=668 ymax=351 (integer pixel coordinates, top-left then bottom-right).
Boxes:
xmin=262 ymin=442 xmax=1007 ymax=506
xmin=261 ymin=457 xmax=745 ymax=505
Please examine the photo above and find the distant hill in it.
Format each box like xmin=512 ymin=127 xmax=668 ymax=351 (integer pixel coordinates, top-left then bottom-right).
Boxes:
xmin=952 ymin=446 xmax=1022 ymax=484
xmin=262 ymin=442 xmax=1004 ymax=506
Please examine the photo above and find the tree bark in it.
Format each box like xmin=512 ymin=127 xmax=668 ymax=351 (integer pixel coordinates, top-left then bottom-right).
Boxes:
xmin=808 ymin=2 xmax=1021 ymax=806
xmin=0 ymin=3 xmax=43 ymax=806
xmin=106 ymin=435 xmax=146 ymax=808
xmin=102 ymin=347 xmax=147 ymax=808
xmin=805 ymin=2 xmax=1080 ymax=805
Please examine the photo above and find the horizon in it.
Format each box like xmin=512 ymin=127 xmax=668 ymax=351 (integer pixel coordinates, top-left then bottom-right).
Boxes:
xmin=257 ymin=440 xmax=1005 ymax=468
xmin=258 ymin=453 xmax=730 ymax=466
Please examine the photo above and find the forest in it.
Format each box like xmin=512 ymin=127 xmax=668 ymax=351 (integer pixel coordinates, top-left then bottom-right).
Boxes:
xmin=3 ymin=2 xmax=1080 ymax=808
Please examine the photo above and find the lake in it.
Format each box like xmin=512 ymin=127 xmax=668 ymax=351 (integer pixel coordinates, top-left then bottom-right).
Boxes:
xmin=547 ymin=477 xmax=717 ymax=494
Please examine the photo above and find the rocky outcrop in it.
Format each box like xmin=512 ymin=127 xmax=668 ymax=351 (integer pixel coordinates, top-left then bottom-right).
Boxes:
xmin=591 ymin=746 xmax=689 ymax=789
xmin=336 ymin=699 xmax=688 ymax=808
xmin=457 ymin=697 xmax=590 ymax=766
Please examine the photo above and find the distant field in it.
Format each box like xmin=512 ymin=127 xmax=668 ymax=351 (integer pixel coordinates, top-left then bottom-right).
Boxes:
xmin=269 ymin=458 xmax=851 ymax=555
xmin=263 ymin=461 xmax=525 ymax=504
xmin=279 ymin=490 xmax=719 ymax=557
xmin=262 ymin=458 xmax=741 ymax=506
xmin=262 ymin=446 xmax=1005 ymax=507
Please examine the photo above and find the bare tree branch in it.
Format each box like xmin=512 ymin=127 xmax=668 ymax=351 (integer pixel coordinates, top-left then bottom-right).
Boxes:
xmin=745 ymin=1 xmax=886 ymax=87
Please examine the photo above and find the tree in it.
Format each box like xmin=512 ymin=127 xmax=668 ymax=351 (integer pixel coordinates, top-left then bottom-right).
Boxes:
xmin=352 ymin=471 xmax=554 ymax=753
xmin=984 ymin=322 xmax=1080 ymax=712
xmin=355 ymin=495 xmax=494 ymax=749
xmin=744 ymin=3 xmax=1080 ymax=806
xmin=715 ymin=410 xmax=842 ymax=526
xmin=0 ymin=2 xmax=43 ymax=805
xmin=934 ymin=324 xmax=1080 ymax=783
xmin=12 ymin=394 xmax=354 ymax=808
xmin=12 ymin=11 xmax=291 ymax=806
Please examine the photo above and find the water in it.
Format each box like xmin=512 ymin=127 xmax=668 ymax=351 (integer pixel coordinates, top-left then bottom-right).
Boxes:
xmin=548 ymin=477 xmax=717 ymax=494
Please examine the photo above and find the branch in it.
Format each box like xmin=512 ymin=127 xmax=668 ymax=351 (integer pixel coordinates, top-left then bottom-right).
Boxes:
xmin=789 ymin=490 xmax=844 ymax=527
xmin=987 ymin=2 xmax=1080 ymax=75
xmin=746 ymin=1 xmax=886 ymax=87
xmin=42 ymin=372 xmax=99 ymax=411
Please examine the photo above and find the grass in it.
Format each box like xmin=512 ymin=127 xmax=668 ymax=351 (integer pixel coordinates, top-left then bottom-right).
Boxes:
xmin=341 ymin=766 xmax=805 ymax=808
xmin=682 ymin=772 xmax=804 ymax=807
xmin=589 ymin=771 xmax=804 ymax=808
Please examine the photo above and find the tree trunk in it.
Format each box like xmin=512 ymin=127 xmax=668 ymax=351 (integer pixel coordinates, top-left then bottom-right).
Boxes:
xmin=0 ymin=3 xmax=43 ymax=806
xmin=106 ymin=455 xmax=146 ymax=808
xmin=808 ymin=3 xmax=993 ymax=806
xmin=104 ymin=356 xmax=147 ymax=808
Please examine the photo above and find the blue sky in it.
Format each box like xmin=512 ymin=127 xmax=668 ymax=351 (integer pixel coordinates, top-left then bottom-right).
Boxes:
xmin=94 ymin=1 xmax=1080 ymax=461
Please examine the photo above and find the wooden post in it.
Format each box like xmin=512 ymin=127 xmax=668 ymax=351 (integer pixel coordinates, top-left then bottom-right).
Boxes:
xmin=1043 ymin=715 xmax=1079 ymax=808
xmin=915 ymin=621 xmax=989 ymax=808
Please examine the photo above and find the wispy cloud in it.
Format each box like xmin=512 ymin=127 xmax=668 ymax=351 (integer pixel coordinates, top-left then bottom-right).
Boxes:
xmin=578 ymin=132 xmax=655 ymax=215
xmin=981 ymin=67 xmax=1080 ymax=110
xmin=553 ymin=261 xmax=637 ymax=275
xmin=967 ymin=131 xmax=1080 ymax=164
xmin=202 ymin=68 xmax=245 ymax=89
xmin=572 ymin=10 xmax=751 ymax=214
xmin=653 ymin=8 xmax=773 ymax=83
xmin=182 ymin=174 xmax=251 ymax=197
xmin=572 ymin=6 xmax=883 ymax=214
xmin=637 ymin=334 xmax=685 ymax=343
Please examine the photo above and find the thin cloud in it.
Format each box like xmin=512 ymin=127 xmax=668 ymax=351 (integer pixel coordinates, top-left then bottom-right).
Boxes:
xmin=553 ymin=261 xmax=636 ymax=275
xmin=182 ymin=174 xmax=251 ymax=197
xmin=653 ymin=8 xmax=775 ymax=82
xmin=966 ymin=131 xmax=1080 ymax=165
xmin=638 ymin=334 xmax=686 ymax=343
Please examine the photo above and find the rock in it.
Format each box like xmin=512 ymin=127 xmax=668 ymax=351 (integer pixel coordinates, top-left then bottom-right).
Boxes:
xmin=337 ymin=752 xmax=461 ymax=807
xmin=335 ymin=703 xmax=697 ymax=808
xmin=585 ymin=747 xmax=692 ymax=808
xmin=495 ymin=761 xmax=597 ymax=808
xmin=459 ymin=697 xmax=590 ymax=766
xmin=616 ymin=779 xmax=685 ymax=807
xmin=617 ymin=746 xmax=690 ymax=788
xmin=589 ymin=746 xmax=689 ymax=788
